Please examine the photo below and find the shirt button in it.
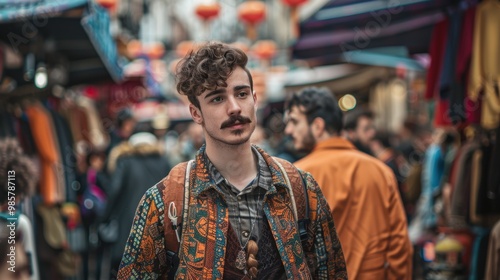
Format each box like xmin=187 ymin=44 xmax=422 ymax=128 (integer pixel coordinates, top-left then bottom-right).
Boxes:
xmin=242 ymin=231 xmax=249 ymax=237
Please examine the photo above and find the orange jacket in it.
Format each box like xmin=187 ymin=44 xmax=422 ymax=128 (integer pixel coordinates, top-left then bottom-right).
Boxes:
xmin=295 ymin=137 xmax=412 ymax=280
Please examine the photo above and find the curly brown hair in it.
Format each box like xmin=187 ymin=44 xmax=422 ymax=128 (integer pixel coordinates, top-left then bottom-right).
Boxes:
xmin=175 ymin=42 xmax=253 ymax=109
xmin=0 ymin=138 xmax=37 ymax=205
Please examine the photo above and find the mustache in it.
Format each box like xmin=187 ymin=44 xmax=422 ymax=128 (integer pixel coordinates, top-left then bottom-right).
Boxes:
xmin=220 ymin=115 xmax=252 ymax=129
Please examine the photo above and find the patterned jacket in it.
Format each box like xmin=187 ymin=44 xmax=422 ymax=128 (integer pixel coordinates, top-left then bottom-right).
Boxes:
xmin=117 ymin=145 xmax=347 ymax=279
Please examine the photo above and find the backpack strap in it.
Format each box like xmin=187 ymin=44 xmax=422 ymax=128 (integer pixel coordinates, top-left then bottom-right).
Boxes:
xmin=272 ymin=157 xmax=310 ymax=243
xmin=163 ymin=160 xmax=193 ymax=262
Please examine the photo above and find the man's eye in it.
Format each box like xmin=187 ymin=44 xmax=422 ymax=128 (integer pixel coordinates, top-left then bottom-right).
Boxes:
xmin=211 ymin=96 xmax=223 ymax=103
xmin=237 ymin=92 xmax=248 ymax=97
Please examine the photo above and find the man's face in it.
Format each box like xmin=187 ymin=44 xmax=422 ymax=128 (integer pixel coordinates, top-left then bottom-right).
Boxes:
xmin=284 ymin=105 xmax=316 ymax=153
xmin=355 ymin=116 xmax=375 ymax=147
xmin=191 ymin=67 xmax=257 ymax=147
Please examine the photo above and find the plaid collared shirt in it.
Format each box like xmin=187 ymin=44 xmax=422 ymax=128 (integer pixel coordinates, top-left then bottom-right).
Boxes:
xmin=206 ymin=146 xmax=273 ymax=246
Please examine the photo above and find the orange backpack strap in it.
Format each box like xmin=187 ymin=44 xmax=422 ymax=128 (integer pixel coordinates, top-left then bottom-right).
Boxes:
xmin=272 ymin=157 xmax=310 ymax=242
xmin=162 ymin=160 xmax=193 ymax=254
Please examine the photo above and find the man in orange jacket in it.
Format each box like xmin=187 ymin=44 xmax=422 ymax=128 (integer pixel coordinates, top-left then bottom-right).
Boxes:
xmin=284 ymin=87 xmax=412 ymax=280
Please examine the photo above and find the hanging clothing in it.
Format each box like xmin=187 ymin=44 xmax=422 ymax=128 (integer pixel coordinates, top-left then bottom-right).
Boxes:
xmin=18 ymin=112 xmax=38 ymax=156
xmin=487 ymin=126 xmax=500 ymax=213
xmin=424 ymin=18 xmax=449 ymax=100
xmin=449 ymin=142 xmax=480 ymax=229
xmin=75 ymin=96 xmax=109 ymax=150
xmin=449 ymin=6 xmax=477 ymax=124
xmin=49 ymin=110 xmax=78 ymax=203
xmin=434 ymin=99 xmax=453 ymax=127
xmin=485 ymin=220 xmax=500 ymax=280
xmin=0 ymin=110 xmax=16 ymax=137
xmin=60 ymin=95 xmax=109 ymax=151
xmin=25 ymin=102 xmax=65 ymax=205
xmin=439 ymin=9 xmax=463 ymax=100
xmin=468 ymin=0 xmax=500 ymax=129
xmin=469 ymin=148 xmax=500 ymax=227
xmin=409 ymin=144 xmax=444 ymax=242
xmin=469 ymin=226 xmax=490 ymax=280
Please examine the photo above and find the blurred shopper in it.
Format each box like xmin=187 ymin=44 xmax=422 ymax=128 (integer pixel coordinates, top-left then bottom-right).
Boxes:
xmin=151 ymin=113 xmax=170 ymax=151
xmin=105 ymin=132 xmax=171 ymax=275
xmin=409 ymin=129 xmax=459 ymax=242
xmin=284 ymin=87 xmax=412 ymax=280
xmin=395 ymin=120 xmax=419 ymax=162
xmin=106 ymin=108 xmax=136 ymax=155
xmin=343 ymin=108 xmax=376 ymax=155
xmin=80 ymin=150 xmax=107 ymax=223
xmin=118 ymin=42 xmax=346 ymax=279
xmin=179 ymin=122 xmax=205 ymax=161
xmin=77 ymin=149 xmax=108 ymax=280
xmin=398 ymin=125 xmax=434 ymax=221
xmin=250 ymin=124 xmax=275 ymax=154
xmin=370 ymin=132 xmax=408 ymax=203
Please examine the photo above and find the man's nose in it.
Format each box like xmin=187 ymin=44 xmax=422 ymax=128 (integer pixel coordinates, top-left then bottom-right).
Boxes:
xmin=284 ymin=123 xmax=292 ymax=135
xmin=227 ymin=96 xmax=241 ymax=115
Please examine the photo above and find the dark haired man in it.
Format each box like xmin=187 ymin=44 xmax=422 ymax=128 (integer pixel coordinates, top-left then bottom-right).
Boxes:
xmin=118 ymin=43 xmax=347 ymax=279
xmin=284 ymin=87 xmax=412 ymax=280
xmin=343 ymin=108 xmax=376 ymax=155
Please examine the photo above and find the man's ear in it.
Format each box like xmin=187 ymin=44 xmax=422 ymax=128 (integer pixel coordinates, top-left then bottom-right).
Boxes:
xmin=253 ymin=90 xmax=258 ymax=106
xmin=311 ymin=117 xmax=325 ymax=137
xmin=189 ymin=104 xmax=203 ymax=125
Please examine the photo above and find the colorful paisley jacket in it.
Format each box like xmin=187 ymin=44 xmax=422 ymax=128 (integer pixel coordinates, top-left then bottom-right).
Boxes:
xmin=117 ymin=145 xmax=347 ymax=279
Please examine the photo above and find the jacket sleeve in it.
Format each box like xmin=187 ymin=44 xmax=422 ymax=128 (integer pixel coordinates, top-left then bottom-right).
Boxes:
xmin=386 ymin=172 xmax=413 ymax=280
xmin=301 ymin=171 xmax=348 ymax=280
xmin=117 ymin=186 xmax=168 ymax=279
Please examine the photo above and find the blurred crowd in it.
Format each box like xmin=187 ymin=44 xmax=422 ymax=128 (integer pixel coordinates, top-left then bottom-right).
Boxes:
xmin=0 ymin=98 xmax=497 ymax=279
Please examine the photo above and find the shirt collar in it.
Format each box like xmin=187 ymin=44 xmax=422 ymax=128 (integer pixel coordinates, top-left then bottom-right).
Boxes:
xmin=207 ymin=146 xmax=271 ymax=192
xmin=192 ymin=144 xmax=287 ymax=198
xmin=313 ymin=137 xmax=356 ymax=151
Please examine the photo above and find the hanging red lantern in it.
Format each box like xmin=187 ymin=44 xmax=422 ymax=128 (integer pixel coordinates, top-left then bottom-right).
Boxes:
xmin=281 ymin=0 xmax=308 ymax=6
xmin=169 ymin=58 xmax=182 ymax=74
xmin=96 ymin=0 xmax=118 ymax=11
xmin=252 ymin=40 xmax=277 ymax=61
xmin=281 ymin=0 xmax=308 ymax=39
xmin=127 ymin=40 xmax=142 ymax=58
xmin=145 ymin=42 xmax=165 ymax=60
xmin=250 ymin=69 xmax=266 ymax=103
xmin=238 ymin=1 xmax=266 ymax=41
xmin=176 ymin=41 xmax=199 ymax=58
xmin=230 ymin=41 xmax=250 ymax=54
xmin=195 ymin=2 xmax=221 ymax=21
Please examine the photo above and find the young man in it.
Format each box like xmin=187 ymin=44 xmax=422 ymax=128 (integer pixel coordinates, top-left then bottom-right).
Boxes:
xmin=117 ymin=43 xmax=346 ymax=279
xmin=284 ymin=87 xmax=412 ymax=280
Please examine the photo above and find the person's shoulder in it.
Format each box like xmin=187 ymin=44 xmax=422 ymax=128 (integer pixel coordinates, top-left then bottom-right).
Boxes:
xmin=154 ymin=161 xmax=189 ymax=192
xmin=140 ymin=183 xmax=165 ymax=208
xmin=141 ymin=161 xmax=189 ymax=206
xmin=341 ymin=149 xmax=394 ymax=174
xmin=271 ymin=156 xmax=307 ymax=177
